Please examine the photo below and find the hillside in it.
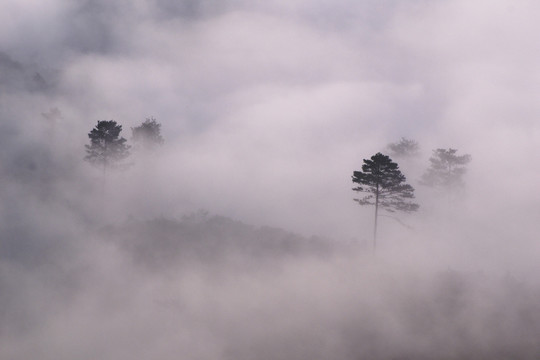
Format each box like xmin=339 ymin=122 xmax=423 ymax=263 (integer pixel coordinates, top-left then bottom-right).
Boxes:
xmin=100 ymin=212 xmax=347 ymax=271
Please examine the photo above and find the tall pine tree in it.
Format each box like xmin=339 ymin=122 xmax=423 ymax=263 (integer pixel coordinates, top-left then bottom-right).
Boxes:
xmin=352 ymin=152 xmax=418 ymax=249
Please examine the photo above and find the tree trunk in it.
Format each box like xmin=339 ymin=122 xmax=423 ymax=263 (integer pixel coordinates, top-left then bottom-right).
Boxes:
xmin=373 ymin=182 xmax=379 ymax=251
xmin=102 ymin=157 xmax=108 ymax=197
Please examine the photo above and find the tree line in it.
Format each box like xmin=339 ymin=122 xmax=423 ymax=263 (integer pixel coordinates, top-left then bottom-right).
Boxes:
xmin=83 ymin=122 xmax=470 ymax=251
xmin=352 ymin=138 xmax=471 ymax=250
xmin=84 ymin=118 xmax=164 ymax=173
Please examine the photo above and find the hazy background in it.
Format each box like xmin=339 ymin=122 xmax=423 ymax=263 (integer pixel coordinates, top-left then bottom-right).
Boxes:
xmin=1 ymin=0 xmax=540 ymax=359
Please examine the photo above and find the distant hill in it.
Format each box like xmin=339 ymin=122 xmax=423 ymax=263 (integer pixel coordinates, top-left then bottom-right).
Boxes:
xmin=100 ymin=212 xmax=354 ymax=270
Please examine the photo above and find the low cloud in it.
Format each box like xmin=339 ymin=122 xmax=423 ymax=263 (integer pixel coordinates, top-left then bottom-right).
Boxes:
xmin=1 ymin=0 xmax=540 ymax=358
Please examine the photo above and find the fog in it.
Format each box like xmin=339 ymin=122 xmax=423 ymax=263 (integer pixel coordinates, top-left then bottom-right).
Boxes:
xmin=1 ymin=0 xmax=540 ymax=358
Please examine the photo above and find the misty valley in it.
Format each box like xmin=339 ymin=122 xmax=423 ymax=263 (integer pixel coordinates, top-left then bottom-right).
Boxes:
xmin=2 ymin=1 xmax=540 ymax=359
xmin=2 ymin=206 xmax=540 ymax=359
xmin=0 ymin=77 xmax=538 ymax=360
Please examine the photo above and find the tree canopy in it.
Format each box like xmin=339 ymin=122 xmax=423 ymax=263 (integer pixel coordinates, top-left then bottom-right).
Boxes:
xmin=387 ymin=137 xmax=420 ymax=158
xmin=353 ymin=153 xmax=419 ymax=213
xmin=85 ymin=120 xmax=130 ymax=171
xmin=420 ymin=148 xmax=471 ymax=190
xmin=131 ymin=117 xmax=164 ymax=151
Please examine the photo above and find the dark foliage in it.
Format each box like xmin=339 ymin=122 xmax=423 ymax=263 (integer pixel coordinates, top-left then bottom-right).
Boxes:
xmin=85 ymin=120 xmax=130 ymax=170
xmin=352 ymin=153 xmax=418 ymax=213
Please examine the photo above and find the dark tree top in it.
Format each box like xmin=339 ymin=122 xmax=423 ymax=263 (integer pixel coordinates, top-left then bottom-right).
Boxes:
xmin=421 ymin=148 xmax=471 ymax=189
xmin=352 ymin=152 xmax=418 ymax=213
xmin=85 ymin=120 xmax=130 ymax=169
